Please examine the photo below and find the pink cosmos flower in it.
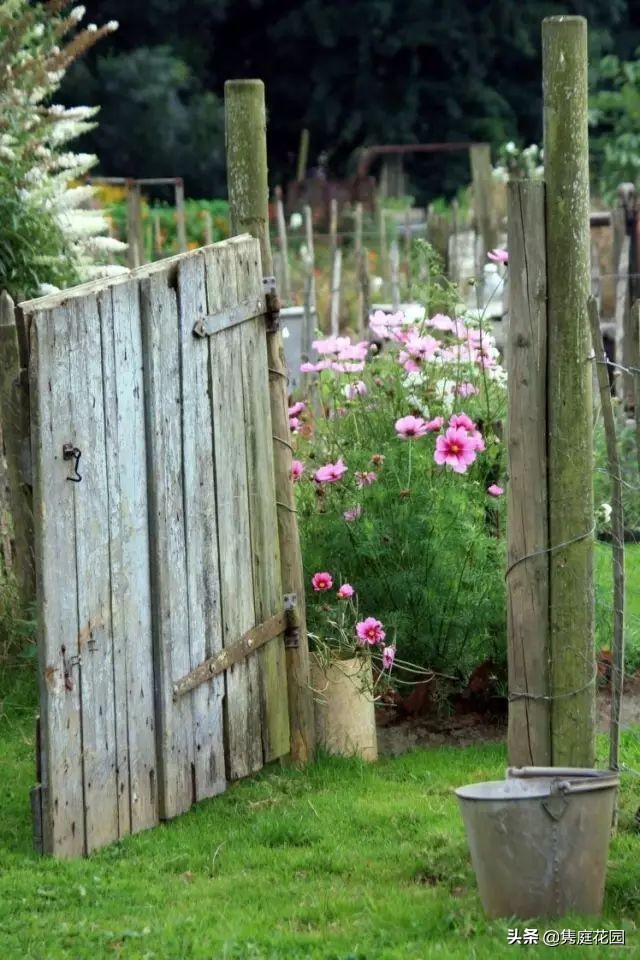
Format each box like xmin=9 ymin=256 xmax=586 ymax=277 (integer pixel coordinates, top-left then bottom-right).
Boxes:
xmin=488 ymin=484 xmax=504 ymax=497
xmin=449 ymin=413 xmax=475 ymax=432
xmin=300 ymin=361 xmax=318 ymax=374
xmin=488 ymin=248 xmax=509 ymax=263
xmin=288 ymin=401 xmax=305 ymax=417
xmin=395 ymin=415 xmax=429 ymax=439
xmin=337 ymin=583 xmax=355 ymax=599
xmin=382 ymin=646 xmax=396 ymax=670
xmin=289 ymin=416 xmax=301 ymax=432
xmin=314 ymin=459 xmax=348 ymax=484
xmin=356 ymin=617 xmax=386 ymax=646
xmin=470 ymin=430 xmax=485 ymax=452
xmin=345 ymin=380 xmax=368 ymax=399
xmin=456 ymin=382 xmax=477 ymax=398
xmin=290 ymin=459 xmax=304 ymax=481
xmin=434 ymin=427 xmax=477 ymax=474
xmin=425 ymin=417 xmax=444 ymax=432
xmin=355 ymin=471 xmax=377 ymax=488
xmin=428 ymin=313 xmax=456 ymax=332
xmin=343 ymin=505 xmax=362 ymax=522
xmin=312 ymin=571 xmax=333 ymax=592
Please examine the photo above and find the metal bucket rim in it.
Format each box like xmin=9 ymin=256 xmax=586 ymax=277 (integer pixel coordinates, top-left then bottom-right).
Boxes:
xmin=455 ymin=774 xmax=618 ymax=802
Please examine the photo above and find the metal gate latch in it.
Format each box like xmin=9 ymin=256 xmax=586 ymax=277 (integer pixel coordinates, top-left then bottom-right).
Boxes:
xmin=62 ymin=443 xmax=82 ymax=483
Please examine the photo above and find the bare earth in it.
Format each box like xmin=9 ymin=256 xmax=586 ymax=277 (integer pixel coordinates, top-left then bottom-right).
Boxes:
xmin=376 ymin=682 xmax=640 ymax=757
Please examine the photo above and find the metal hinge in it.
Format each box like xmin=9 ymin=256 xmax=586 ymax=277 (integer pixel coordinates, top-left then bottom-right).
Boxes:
xmin=263 ymin=276 xmax=280 ymax=333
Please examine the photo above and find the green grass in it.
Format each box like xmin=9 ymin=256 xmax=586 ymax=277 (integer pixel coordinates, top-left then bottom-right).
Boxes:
xmin=1 ymin=672 xmax=640 ymax=959
xmin=596 ymin=542 xmax=640 ymax=672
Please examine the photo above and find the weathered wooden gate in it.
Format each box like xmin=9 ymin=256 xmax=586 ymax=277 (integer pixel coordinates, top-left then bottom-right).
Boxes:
xmin=24 ymin=236 xmax=292 ymax=858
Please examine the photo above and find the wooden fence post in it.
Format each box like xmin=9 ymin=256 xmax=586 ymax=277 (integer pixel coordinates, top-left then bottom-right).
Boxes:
xmin=303 ymin=204 xmax=317 ymax=312
xmin=329 ymin=197 xmax=338 ymax=268
xmin=275 ymin=186 xmax=291 ymax=302
xmin=506 ymin=181 xmax=551 ymax=766
xmin=296 ymin=128 xmax=309 ymax=183
xmin=329 ymin=248 xmax=342 ymax=336
xmin=126 ymin=180 xmax=141 ymax=268
xmin=0 ymin=291 xmax=35 ymax=604
xmin=175 ymin=178 xmax=188 ymax=253
xmin=224 ymin=79 xmax=315 ymax=764
xmin=543 ymin=15 xmax=595 ymax=766
xmin=377 ymin=197 xmax=387 ymax=295
xmin=389 ymin=240 xmax=400 ymax=311
xmin=202 ymin=209 xmax=214 ymax=246
xmin=354 ymin=202 xmax=364 ymax=333
xmin=358 ymin=247 xmax=371 ymax=334
xmin=470 ymin=144 xmax=497 ymax=273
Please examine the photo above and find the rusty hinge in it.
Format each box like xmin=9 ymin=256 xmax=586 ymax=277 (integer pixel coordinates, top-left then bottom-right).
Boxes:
xmin=173 ymin=598 xmax=297 ymax=699
xmin=263 ymin=276 xmax=280 ymax=333
xmin=192 ymin=295 xmax=266 ymax=338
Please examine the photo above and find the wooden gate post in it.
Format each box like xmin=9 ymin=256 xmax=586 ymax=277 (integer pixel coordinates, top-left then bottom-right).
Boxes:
xmin=0 ymin=291 xmax=34 ymax=604
xmin=543 ymin=15 xmax=595 ymax=766
xmin=224 ymin=79 xmax=315 ymax=763
xmin=470 ymin=143 xmax=497 ymax=272
xmin=506 ymin=181 xmax=551 ymax=766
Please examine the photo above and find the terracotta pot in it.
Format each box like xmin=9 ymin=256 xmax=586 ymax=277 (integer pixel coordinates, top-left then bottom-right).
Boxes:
xmin=311 ymin=654 xmax=378 ymax=761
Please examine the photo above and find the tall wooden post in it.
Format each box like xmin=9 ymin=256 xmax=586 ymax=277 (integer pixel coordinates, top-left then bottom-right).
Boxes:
xmin=0 ymin=292 xmax=35 ymax=604
xmin=296 ymin=128 xmax=309 ymax=182
xmin=224 ymin=79 xmax=315 ymax=764
xmin=543 ymin=15 xmax=595 ymax=766
xmin=202 ymin=209 xmax=214 ymax=246
xmin=303 ymin=204 xmax=317 ymax=312
xmin=389 ymin=240 xmax=400 ymax=311
xmin=329 ymin=248 xmax=342 ymax=336
xmin=175 ymin=178 xmax=188 ymax=253
xmin=126 ymin=181 xmax=141 ymax=268
xmin=275 ymin=186 xmax=290 ymax=302
xmin=506 ymin=181 xmax=551 ymax=766
xmin=354 ymin=203 xmax=364 ymax=333
xmin=470 ymin=144 xmax=497 ymax=272
xmin=377 ymin=198 xmax=387 ymax=294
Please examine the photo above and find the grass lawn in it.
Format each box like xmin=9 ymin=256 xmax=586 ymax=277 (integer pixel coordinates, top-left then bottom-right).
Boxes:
xmin=1 ymin=672 xmax=640 ymax=960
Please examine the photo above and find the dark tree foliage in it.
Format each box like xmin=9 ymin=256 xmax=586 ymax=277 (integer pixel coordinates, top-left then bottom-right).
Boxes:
xmin=65 ymin=0 xmax=634 ymax=200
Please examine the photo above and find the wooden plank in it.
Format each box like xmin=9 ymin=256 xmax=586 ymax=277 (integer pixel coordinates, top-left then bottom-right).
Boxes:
xmin=140 ymin=266 xmax=194 ymax=819
xmin=30 ymin=305 xmax=85 ymax=858
xmin=204 ymin=238 xmax=262 ymax=779
xmin=614 ymin=234 xmax=630 ymax=402
xmin=506 ymin=180 xmax=551 ymax=767
xmin=177 ymin=251 xmax=226 ymax=802
xmin=173 ymin=612 xmax=287 ymax=698
xmin=100 ymin=280 xmax=158 ymax=835
xmin=329 ymin=248 xmax=342 ymax=336
xmin=236 ymin=238 xmax=290 ymax=762
xmin=66 ymin=293 xmax=120 ymax=853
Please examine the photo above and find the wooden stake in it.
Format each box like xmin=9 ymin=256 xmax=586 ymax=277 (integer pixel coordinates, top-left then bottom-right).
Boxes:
xmin=203 ymin=209 xmax=214 ymax=246
xmin=126 ymin=181 xmax=141 ymax=268
xmin=329 ymin=197 xmax=338 ymax=268
xmin=303 ymin=205 xmax=316 ymax=311
xmin=275 ymin=186 xmax=290 ymax=302
xmin=175 ymin=178 xmax=188 ymax=253
xmin=358 ymin=247 xmax=371 ymax=335
xmin=377 ymin=197 xmax=387 ymax=294
xmin=224 ymin=79 xmax=315 ymax=764
xmin=470 ymin=144 xmax=497 ymax=273
xmin=0 ymin=291 xmax=35 ymax=604
xmin=506 ymin=181 xmax=551 ymax=767
xmin=153 ymin=211 xmax=163 ymax=259
xmin=588 ymin=297 xmax=624 ymax=788
xmin=296 ymin=128 xmax=309 ymax=182
xmin=329 ymin=248 xmax=342 ymax=336
xmin=354 ymin=203 xmax=364 ymax=332
xmin=543 ymin=15 xmax=595 ymax=767
xmin=389 ymin=240 xmax=400 ymax=311
xmin=634 ymin=300 xmax=640 ymax=481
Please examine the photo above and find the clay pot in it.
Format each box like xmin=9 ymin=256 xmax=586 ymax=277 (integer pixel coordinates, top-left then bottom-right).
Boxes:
xmin=311 ymin=654 xmax=378 ymax=761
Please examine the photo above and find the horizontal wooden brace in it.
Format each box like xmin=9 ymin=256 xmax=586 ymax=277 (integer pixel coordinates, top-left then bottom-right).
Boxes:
xmin=173 ymin=610 xmax=287 ymax=699
xmin=192 ymin=295 xmax=266 ymax=338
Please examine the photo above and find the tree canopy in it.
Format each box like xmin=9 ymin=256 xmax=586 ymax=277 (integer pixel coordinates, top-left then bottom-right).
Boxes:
xmin=63 ymin=0 xmax=639 ymax=200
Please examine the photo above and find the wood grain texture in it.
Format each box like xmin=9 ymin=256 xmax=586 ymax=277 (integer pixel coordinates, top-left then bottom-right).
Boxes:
xmin=205 ymin=239 xmax=262 ymax=780
xmin=140 ymin=267 xmax=194 ymax=819
xmin=506 ymin=180 xmax=551 ymax=767
xmin=100 ymin=280 xmax=158 ymax=835
xmin=67 ymin=292 xmax=119 ymax=853
xmin=177 ymin=251 xmax=226 ymax=801
xmin=235 ymin=238 xmax=290 ymax=762
xmin=30 ymin=305 xmax=85 ymax=858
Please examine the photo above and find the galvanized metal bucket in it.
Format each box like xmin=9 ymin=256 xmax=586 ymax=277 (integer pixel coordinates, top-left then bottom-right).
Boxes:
xmin=456 ymin=766 xmax=619 ymax=919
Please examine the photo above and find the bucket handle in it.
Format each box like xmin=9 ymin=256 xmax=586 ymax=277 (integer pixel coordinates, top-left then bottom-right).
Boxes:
xmin=507 ymin=766 xmax=619 ymax=794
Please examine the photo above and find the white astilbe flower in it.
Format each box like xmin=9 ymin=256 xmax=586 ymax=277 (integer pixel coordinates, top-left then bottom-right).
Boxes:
xmin=83 ymin=264 xmax=129 ymax=280
xmin=84 ymin=235 xmax=128 ymax=254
